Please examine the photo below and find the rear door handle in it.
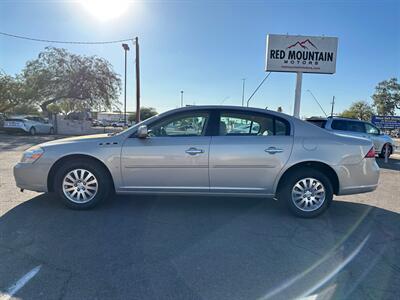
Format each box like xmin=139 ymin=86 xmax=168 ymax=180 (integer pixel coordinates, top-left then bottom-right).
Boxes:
xmin=185 ymin=147 xmax=204 ymax=155
xmin=265 ymin=147 xmax=283 ymax=154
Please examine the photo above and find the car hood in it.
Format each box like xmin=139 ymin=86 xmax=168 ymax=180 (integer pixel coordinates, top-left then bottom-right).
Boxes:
xmin=38 ymin=134 xmax=112 ymax=148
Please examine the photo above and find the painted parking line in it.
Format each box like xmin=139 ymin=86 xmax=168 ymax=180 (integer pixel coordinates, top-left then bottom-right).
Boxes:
xmin=0 ymin=265 xmax=41 ymax=300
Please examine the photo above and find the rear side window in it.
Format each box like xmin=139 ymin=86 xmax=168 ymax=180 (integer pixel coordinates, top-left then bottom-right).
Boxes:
xmin=219 ymin=112 xmax=290 ymax=136
xmin=331 ymin=120 xmax=348 ymax=131
xmin=331 ymin=120 xmax=365 ymax=133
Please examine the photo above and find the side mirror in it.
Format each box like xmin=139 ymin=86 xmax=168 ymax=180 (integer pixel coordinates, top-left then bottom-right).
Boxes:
xmin=137 ymin=125 xmax=148 ymax=138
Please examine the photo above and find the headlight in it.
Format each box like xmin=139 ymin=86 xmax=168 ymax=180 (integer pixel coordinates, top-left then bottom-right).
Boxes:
xmin=21 ymin=147 xmax=44 ymax=163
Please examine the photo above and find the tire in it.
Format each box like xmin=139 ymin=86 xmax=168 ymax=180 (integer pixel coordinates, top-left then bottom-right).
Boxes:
xmin=49 ymin=127 xmax=55 ymax=135
xmin=54 ymin=159 xmax=112 ymax=209
xmin=278 ymin=168 xmax=333 ymax=218
xmin=29 ymin=127 xmax=36 ymax=136
xmin=379 ymin=144 xmax=392 ymax=158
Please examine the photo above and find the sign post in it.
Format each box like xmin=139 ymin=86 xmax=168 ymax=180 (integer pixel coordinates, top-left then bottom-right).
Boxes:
xmin=265 ymin=34 xmax=338 ymax=118
xmin=294 ymin=72 xmax=303 ymax=118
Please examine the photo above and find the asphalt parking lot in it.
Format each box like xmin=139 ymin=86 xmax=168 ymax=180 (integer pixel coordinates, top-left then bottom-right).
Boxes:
xmin=0 ymin=133 xmax=399 ymax=300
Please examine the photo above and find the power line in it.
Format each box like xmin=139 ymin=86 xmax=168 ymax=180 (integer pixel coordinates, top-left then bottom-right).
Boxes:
xmin=306 ymin=89 xmax=328 ymax=117
xmin=246 ymin=72 xmax=272 ymax=107
xmin=0 ymin=31 xmax=134 ymax=45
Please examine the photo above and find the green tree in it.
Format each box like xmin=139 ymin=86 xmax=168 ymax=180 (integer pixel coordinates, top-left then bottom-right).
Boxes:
xmin=372 ymin=78 xmax=400 ymax=116
xmin=339 ymin=101 xmax=375 ymax=121
xmin=0 ymin=74 xmax=37 ymax=113
xmin=22 ymin=47 xmax=122 ymax=115
xmin=128 ymin=107 xmax=158 ymax=123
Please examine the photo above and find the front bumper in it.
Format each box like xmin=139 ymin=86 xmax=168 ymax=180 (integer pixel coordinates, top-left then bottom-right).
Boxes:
xmin=13 ymin=161 xmax=50 ymax=193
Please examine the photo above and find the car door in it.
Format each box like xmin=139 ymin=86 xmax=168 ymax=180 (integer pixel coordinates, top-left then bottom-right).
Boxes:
xmin=120 ymin=111 xmax=211 ymax=192
xmin=365 ymin=122 xmax=383 ymax=151
xmin=36 ymin=117 xmax=49 ymax=133
xmin=209 ymin=110 xmax=293 ymax=195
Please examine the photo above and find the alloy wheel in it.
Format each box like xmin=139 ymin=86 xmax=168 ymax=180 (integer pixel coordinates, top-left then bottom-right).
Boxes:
xmin=291 ymin=177 xmax=326 ymax=212
xmin=62 ymin=169 xmax=98 ymax=203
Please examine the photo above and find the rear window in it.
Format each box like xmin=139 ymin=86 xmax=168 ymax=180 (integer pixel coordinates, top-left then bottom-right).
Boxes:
xmin=306 ymin=119 xmax=327 ymax=128
xmin=5 ymin=118 xmax=25 ymax=122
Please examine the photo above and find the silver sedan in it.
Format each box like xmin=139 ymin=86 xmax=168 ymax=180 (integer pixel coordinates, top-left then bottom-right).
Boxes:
xmin=13 ymin=106 xmax=379 ymax=217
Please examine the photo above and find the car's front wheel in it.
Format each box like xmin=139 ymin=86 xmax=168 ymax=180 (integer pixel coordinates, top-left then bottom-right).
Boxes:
xmin=54 ymin=159 xmax=111 ymax=209
xmin=279 ymin=168 xmax=333 ymax=218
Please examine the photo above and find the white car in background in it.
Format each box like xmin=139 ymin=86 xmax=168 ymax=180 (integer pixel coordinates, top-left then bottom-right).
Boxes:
xmin=4 ymin=116 xmax=54 ymax=135
xmin=307 ymin=117 xmax=395 ymax=158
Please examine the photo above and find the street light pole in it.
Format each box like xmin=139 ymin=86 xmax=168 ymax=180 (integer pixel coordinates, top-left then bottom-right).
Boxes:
xmin=241 ymin=78 xmax=246 ymax=106
xmin=135 ymin=37 xmax=141 ymax=123
xmin=180 ymin=90 xmax=184 ymax=107
xmin=122 ymin=43 xmax=130 ymax=127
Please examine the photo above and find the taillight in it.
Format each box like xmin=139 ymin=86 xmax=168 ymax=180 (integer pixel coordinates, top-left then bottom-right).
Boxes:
xmin=365 ymin=147 xmax=375 ymax=158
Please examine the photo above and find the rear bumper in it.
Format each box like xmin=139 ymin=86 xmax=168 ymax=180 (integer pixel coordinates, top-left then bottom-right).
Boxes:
xmin=335 ymin=158 xmax=380 ymax=195
xmin=4 ymin=127 xmax=29 ymax=134
xmin=337 ymin=184 xmax=378 ymax=195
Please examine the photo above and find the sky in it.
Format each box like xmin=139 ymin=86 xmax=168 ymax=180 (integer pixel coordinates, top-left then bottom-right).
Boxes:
xmin=0 ymin=0 xmax=399 ymax=117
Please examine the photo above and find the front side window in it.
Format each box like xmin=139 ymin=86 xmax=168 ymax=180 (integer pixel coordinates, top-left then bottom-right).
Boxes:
xmin=219 ymin=112 xmax=289 ymax=136
xmin=365 ymin=123 xmax=380 ymax=135
xmin=347 ymin=121 xmax=365 ymax=133
xmin=148 ymin=113 xmax=208 ymax=137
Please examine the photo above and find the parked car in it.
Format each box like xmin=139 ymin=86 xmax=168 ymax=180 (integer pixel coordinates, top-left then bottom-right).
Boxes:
xmin=111 ymin=121 xmax=127 ymax=127
xmin=92 ymin=120 xmax=105 ymax=127
xmin=306 ymin=117 xmax=395 ymax=158
xmin=14 ymin=106 xmax=379 ymax=218
xmin=4 ymin=115 xmax=54 ymax=135
xmin=0 ymin=113 xmax=6 ymax=130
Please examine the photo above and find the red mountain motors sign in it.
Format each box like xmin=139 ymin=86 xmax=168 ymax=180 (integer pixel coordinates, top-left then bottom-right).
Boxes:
xmin=266 ymin=34 xmax=338 ymax=74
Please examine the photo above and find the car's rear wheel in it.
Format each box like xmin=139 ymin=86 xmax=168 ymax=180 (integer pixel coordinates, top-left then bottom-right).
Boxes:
xmin=379 ymin=143 xmax=392 ymax=158
xmin=279 ymin=168 xmax=333 ymax=218
xmin=54 ymin=159 xmax=111 ymax=209
xmin=29 ymin=127 xmax=36 ymax=136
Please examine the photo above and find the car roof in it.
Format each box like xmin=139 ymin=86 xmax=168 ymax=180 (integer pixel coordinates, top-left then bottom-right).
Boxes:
xmin=164 ymin=105 xmax=292 ymax=119
xmin=327 ymin=116 xmax=368 ymax=122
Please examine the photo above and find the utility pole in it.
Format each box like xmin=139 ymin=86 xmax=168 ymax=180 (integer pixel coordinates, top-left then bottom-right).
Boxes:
xmin=122 ymin=43 xmax=130 ymax=126
xmin=135 ymin=37 xmax=141 ymax=123
xmin=330 ymin=96 xmax=335 ymax=117
xmin=241 ymin=78 xmax=246 ymax=106
xmin=180 ymin=90 xmax=184 ymax=107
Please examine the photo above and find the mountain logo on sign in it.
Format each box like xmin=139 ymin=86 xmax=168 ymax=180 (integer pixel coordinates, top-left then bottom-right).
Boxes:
xmin=286 ymin=39 xmax=318 ymax=50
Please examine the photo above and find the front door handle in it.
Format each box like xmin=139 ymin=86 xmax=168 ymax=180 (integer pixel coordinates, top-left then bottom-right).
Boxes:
xmin=265 ymin=147 xmax=284 ymax=154
xmin=185 ymin=147 xmax=204 ymax=155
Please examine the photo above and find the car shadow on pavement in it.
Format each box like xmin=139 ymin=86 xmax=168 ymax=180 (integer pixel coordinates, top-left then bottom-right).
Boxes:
xmin=0 ymin=194 xmax=399 ymax=300
xmin=376 ymin=157 xmax=400 ymax=171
